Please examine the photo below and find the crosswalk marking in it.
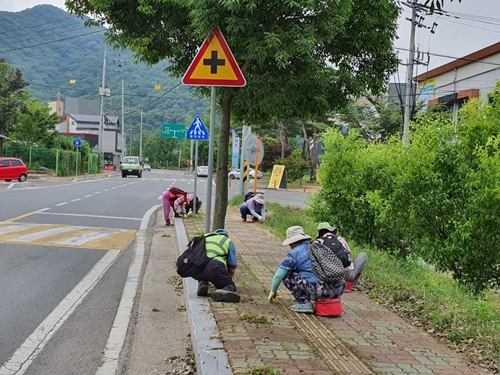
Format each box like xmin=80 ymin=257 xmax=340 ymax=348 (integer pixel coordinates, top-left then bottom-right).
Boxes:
xmin=0 ymin=224 xmax=35 ymax=234
xmin=58 ymin=229 xmax=125 ymax=246
xmin=0 ymin=222 xmax=135 ymax=251
xmin=9 ymin=226 xmax=85 ymax=242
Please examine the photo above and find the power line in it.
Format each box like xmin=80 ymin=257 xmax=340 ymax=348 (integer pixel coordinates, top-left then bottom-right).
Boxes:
xmin=0 ymin=29 xmax=105 ymax=54
xmin=395 ymin=46 xmax=500 ymax=68
xmin=0 ymin=14 xmax=83 ymax=36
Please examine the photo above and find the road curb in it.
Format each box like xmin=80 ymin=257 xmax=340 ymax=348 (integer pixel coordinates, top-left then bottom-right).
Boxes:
xmin=174 ymin=218 xmax=233 ymax=375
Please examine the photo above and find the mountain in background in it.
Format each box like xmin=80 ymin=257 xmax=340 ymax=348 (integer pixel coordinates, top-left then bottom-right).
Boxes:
xmin=0 ymin=4 xmax=209 ymax=136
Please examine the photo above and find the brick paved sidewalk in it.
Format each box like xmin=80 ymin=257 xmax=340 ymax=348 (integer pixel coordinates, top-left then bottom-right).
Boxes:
xmin=183 ymin=208 xmax=489 ymax=375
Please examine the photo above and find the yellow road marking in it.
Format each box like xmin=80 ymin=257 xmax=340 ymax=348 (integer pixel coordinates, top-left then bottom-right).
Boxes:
xmin=0 ymin=222 xmax=136 ymax=251
xmin=6 ymin=210 xmax=39 ymax=222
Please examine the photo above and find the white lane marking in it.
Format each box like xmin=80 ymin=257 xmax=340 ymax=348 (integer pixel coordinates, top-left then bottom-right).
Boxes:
xmin=104 ymin=189 xmax=109 ymax=192
xmin=95 ymin=204 xmax=160 ymax=375
xmin=37 ymin=212 xmax=142 ymax=221
xmin=58 ymin=229 xmax=125 ymax=246
xmin=55 ymin=202 xmax=68 ymax=207
xmin=9 ymin=226 xmax=85 ymax=242
xmin=71 ymin=198 xmax=82 ymax=202
xmin=84 ymin=194 xmax=93 ymax=198
xmin=38 ymin=208 xmax=50 ymax=212
xmin=94 ymin=192 xmax=101 ymax=194
xmin=0 ymin=251 xmax=120 ymax=375
xmin=111 ymin=187 xmax=117 ymax=190
xmin=0 ymin=224 xmax=40 ymax=234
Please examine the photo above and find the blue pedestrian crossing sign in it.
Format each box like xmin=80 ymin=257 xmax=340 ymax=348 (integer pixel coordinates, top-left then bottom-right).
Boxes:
xmin=186 ymin=115 xmax=209 ymax=140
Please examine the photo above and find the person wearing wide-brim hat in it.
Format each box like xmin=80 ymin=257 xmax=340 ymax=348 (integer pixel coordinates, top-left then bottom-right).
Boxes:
xmin=316 ymin=222 xmax=368 ymax=291
xmin=240 ymin=193 xmax=266 ymax=223
xmin=267 ymin=225 xmax=345 ymax=313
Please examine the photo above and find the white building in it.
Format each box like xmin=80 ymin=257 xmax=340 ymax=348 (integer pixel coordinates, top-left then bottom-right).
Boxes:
xmin=50 ymin=97 xmax=124 ymax=168
xmin=414 ymin=41 xmax=500 ymax=113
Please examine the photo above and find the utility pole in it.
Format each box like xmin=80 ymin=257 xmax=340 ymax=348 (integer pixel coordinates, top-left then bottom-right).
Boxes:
xmin=403 ymin=4 xmax=416 ymax=146
xmin=139 ymin=108 xmax=143 ymax=161
xmin=122 ymin=76 xmax=125 ymax=158
xmin=402 ymin=1 xmax=436 ymax=145
xmin=112 ymin=57 xmax=130 ymax=159
xmin=99 ymin=47 xmax=107 ymax=169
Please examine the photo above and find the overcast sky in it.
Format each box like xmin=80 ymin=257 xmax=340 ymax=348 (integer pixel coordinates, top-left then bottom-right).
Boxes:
xmin=1 ymin=0 xmax=500 ymax=82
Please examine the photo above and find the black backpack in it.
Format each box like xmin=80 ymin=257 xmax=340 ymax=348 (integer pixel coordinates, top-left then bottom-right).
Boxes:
xmin=176 ymin=233 xmax=216 ymax=278
xmin=186 ymin=196 xmax=202 ymax=214
xmin=244 ymin=191 xmax=257 ymax=202
xmin=321 ymin=236 xmax=351 ymax=268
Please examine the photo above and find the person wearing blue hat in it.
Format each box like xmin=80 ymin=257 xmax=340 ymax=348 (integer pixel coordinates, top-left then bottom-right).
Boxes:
xmin=195 ymin=228 xmax=240 ymax=303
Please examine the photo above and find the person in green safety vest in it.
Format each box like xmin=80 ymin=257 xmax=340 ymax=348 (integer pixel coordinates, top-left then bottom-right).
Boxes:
xmin=196 ymin=229 xmax=240 ymax=303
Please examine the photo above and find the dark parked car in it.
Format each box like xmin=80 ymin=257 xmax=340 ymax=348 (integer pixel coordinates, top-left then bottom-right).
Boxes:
xmin=0 ymin=157 xmax=28 ymax=182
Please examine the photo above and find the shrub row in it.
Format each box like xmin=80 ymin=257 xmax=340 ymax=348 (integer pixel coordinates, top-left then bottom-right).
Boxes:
xmin=311 ymin=90 xmax=500 ymax=294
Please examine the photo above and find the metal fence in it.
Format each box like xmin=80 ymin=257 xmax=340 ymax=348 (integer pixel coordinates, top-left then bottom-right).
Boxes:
xmin=2 ymin=144 xmax=101 ymax=176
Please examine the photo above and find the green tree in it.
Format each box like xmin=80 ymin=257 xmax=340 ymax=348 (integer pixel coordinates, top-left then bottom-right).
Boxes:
xmin=0 ymin=61 xmax=29 ymax=136
xmin=275 ymin=150 xmax=311 ymax=185
xmin=425 ymin=0 xmax=462 ymax=12
xmin=10 ymin=98 xmax=60 ymax=146
xmin=336 ymin=97 xmax=404 ymax=141
xmin=67 ymin=0 xmax=400 ymax=230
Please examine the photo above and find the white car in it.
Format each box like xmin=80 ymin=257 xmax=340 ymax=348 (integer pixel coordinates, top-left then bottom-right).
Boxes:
xmin=143 ymin=164 xmax=151 ymax=171
xmin=228 ymin=168 xmax=263 ymax=180
xmin=197 ymin=166 xmax=209 ymax=177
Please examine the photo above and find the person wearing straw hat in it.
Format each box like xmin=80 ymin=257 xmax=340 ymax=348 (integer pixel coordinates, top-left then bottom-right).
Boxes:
xmin=316 ymin=222 xmax=368 ymax=291
xmin=240 ymin=193 xmax=266 ymax=223
xmin=267 ymin=225 xmax=345 ymax=313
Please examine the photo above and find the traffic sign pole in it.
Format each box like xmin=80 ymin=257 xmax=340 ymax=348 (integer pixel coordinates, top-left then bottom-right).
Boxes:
xmin=253 ymin=137 xmax=261 ymax=192
xmin=239 ymin=125 xmax=250 ymax=198
xmin=205 ymin=86 xmax=216 ymax=233
xmin=190 ymin=140 xmax=194 ymax=173
xmin=194 ymin=140 xmax=199 ymax=211
xmin=181 ymin=28 xmax=246 ymax=232
xmin=73 ymin=138 xmax=82 ymax=178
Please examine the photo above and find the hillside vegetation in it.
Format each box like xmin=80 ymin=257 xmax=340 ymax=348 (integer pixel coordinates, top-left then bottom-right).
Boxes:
xmin=0 ymin=5 xmax=208 ymax=137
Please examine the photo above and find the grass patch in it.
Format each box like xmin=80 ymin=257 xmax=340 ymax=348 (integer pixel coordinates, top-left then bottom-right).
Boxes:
xmin=251 ymin=202 xmax=500 ymax=371
xmin=240 ymin=312 xmax=273 ymax=325
xmin=243 ymin=366 xmax=282 ymax=375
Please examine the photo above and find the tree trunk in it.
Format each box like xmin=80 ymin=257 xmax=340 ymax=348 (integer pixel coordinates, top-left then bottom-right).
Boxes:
xmin=213 ymin=94 xmax=232 ymax=231
xmin=301 ymin=120 xmax=310 ymax=160
xmin=310 ymin=124 xmax=317 ymax=182
xmin=278 ymin=121 xmax=286 ymax=159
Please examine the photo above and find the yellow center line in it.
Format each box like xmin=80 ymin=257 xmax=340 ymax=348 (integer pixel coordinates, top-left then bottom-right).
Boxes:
xmin=6 ymin=210 xmax=40 ymax=222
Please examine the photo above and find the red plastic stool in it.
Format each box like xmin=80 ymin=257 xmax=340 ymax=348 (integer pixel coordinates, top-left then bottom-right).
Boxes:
xmin=345 ymin=280 xmax=352 ymax=293
xmin=314 ymin=298 xmax=342 ymax=317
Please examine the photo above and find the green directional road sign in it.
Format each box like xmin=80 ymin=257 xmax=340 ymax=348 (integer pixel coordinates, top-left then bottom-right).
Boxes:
xmin=162 ymin=124 xmax=186 ymax=139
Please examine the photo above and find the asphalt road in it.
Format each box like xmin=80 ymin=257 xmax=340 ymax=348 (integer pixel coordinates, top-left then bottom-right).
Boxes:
xmin=0 ymin=169 xmax=310 ymax=375
xmin=0 ymin=170 xmax=207 ymax=375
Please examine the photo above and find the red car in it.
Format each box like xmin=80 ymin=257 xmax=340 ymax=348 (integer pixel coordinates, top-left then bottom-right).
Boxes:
xmin=0 ymin=157 xmax=28 ymax=182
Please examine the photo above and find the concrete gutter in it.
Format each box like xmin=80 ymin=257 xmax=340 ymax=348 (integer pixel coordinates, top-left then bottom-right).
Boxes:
xmin=175 ymin=218 xmax=233 ymax=375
